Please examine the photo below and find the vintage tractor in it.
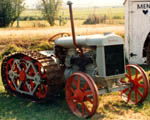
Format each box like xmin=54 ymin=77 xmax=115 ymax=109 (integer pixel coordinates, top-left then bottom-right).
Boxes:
xmin=1 ymin=1 xmax=149 ymax=118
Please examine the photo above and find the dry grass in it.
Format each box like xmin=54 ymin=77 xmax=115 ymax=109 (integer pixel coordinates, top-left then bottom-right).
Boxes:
xmin=0 ymin=24 xmax=124 ymax=52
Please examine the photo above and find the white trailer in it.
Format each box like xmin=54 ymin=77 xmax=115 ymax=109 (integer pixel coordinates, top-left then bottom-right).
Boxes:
xmin=124 ymin=0 xmax=150 ymax=64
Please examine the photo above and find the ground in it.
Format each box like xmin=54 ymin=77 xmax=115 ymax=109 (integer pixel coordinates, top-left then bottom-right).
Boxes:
xmin=0 ymin=23 xmax=150 ymax=120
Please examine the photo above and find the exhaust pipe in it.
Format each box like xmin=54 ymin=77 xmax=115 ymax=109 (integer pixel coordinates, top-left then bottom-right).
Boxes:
xmin=67 ymin=1 xmax=83 ymax=55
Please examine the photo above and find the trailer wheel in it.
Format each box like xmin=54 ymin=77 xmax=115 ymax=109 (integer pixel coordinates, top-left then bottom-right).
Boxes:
xmin=65 ymin=72 xmax=99 ymax=118
xmin=120 ymin=64 xmax=149 ymax=104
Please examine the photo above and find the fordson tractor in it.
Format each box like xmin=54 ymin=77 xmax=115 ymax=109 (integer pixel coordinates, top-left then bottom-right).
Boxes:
xmin=1 ymin=1 xmax=149 ymax=118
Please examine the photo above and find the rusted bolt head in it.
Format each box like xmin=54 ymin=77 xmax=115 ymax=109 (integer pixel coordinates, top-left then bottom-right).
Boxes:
xmin=67 ymin=1 xmax=73 ymax=5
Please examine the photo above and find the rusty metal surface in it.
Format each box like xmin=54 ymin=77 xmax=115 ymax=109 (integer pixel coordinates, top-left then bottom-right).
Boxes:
xmin=1 ymin=51 xmax=65 ymax=102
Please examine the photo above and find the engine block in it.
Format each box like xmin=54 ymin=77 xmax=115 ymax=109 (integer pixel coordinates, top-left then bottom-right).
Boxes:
xmin=55 ymin=33 xmax=125 ymax=81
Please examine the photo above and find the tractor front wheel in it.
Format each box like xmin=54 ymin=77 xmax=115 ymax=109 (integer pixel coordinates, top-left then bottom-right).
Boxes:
xmin=65 ymin=72 xmax=99 ymax=118
xmin=120 ymin=64 xmax=149 ymax=104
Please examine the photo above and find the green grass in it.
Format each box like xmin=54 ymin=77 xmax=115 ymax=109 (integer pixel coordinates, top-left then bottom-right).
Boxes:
xmin=61 ymin=7 xmax=124 ymax=19
xmin=13 ymin=7 xmax=125 ymax=28
xmin=0 ymin=65 xmax=150 ymax=120
xmin=0 ymin=93 xmax=81 ymax=120
xmin=21 ymin=10 xmax=42 ymax=18
xmin=21 ymin=7 xmax=124 ymax=19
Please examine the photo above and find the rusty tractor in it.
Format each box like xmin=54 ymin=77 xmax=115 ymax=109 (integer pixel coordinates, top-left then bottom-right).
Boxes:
xmin=1 ymin=1 xmax=149 ymax=118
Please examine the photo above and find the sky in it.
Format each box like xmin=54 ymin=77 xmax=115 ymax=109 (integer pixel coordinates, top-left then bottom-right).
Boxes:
xmin=25 ymin=0 xmax=125 ymax=8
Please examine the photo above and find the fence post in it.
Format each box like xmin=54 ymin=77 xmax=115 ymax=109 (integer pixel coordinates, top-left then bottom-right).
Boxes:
xmin=59 ymin=16 xmax=62 ymax=26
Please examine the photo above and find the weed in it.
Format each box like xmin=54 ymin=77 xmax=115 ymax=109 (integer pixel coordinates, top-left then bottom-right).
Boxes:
xmin=0 ymin=45 xmax=23 ymax=59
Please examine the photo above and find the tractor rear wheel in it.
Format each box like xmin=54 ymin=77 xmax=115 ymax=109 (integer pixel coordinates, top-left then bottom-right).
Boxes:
xmin=120 ymin=64 xmax=149 ymax=104
xmin=65 ymin=72 xmax=99 ymax=118
xmin=1 ymin=51 xmax=65 ymax=102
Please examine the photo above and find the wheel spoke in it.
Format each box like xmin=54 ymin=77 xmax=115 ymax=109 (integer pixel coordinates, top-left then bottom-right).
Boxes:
xmin=85 ymin=96 xmax=94 ymax=104
xmin=69 ymin=87 xmax=75 ymax=94
xmin=77 ymin=76 xmax=81 ymax=89
xmin=72 ymin=78 xmax=78 ymax=88
xmin=127 ymin=89 xmax=132 ymax=102
xmin=83 ymin=82 xmax=88 ymax=91
xmin=134 ymin=69 xmax=138 ymax=79
xmin=70 ymin=95 xmax=76 ymax=100
xmin=13 ymin=73 xmax=20 ymax=77
xmin=122 ymin=88 xmax=129 ymax=94
xmin=25 ymin=63 xmax=31 ymax=73
xmin=125 ymin=74 xmax=131 ymax=80
xmin=137 ymin=76 xmax=143 ymax=81
xmin=15 ymin=60 xmax=21 ymax=71
xmin=137 ymin=89 xmax=143 ymax=98
xmin=82 ymin=102 xmax=91 ymax=114
xmin=84 ymin=91 xmax=93 ymax=96
xmin=138 ymin=83 xmax=144 ymax=88
xmin=26 ymin=75 xmax=35 ymax=80
xmin=135 ymin=89 xmax=138 ymax=104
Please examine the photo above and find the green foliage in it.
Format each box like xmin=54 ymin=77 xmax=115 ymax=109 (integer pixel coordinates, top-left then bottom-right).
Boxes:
xmin=41 ymin=0 xmax=62 ymax=26
xmin=20 ymin=16 xmax=45 ymax=21
xmin=1 ymin=44 xmax=23 ymax=59
xmin=83 ymin=14 xmax=107 ymax=24
xmin=32 ymin=22 xmax=47 ymax=27
xmin=30 ymin=41 xmax=53 ymax=51
xmin=113 ymin=15 xmax=122 ymax=19
xmin=0 ymin=0 xmax=25 ymax=27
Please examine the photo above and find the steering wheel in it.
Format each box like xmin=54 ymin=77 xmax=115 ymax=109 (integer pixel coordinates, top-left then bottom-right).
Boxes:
xmin=48 ymin=32 xmax=71 ymax=44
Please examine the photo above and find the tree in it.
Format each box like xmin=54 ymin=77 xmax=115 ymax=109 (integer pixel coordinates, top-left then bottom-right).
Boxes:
xmin=41 ymin=0 xmax=62 ymax=26
xmin=0 ymin=0 xmax=24 ymax=27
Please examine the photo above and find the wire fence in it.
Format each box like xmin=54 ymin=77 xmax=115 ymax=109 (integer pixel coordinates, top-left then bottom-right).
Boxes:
xmin=0 ymin=4 xmax=125 ymax=28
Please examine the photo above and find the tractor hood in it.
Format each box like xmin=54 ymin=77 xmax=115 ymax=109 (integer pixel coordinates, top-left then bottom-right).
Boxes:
xmin=55 ymin=33 xmax=123 ymax=48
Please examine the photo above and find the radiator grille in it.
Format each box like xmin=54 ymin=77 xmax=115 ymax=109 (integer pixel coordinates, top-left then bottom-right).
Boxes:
xmin=105 ymin=45 xmax=125 ymax=76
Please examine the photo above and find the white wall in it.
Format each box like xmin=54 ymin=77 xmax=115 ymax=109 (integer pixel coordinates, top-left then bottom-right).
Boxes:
xmin=125 ymin=0 xmax=150 ymax=64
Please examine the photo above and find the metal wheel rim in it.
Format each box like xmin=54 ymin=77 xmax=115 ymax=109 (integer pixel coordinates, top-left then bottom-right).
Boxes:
xmin=5 ymin=56 xmax=48 ymax=99
xmin=120 ymin=64 xmax=149 ymax=104
xmin=65 ymin=72 xmax=99 ymax=118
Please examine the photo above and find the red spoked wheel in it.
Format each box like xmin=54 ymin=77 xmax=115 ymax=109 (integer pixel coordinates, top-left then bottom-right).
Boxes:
xmin=120 ymin=64 xmax=149 ymax=104
xmin=65 ymin=72 xmax=99 ymax=118
xmin=5 ymin=56 xmax=48 ymax=99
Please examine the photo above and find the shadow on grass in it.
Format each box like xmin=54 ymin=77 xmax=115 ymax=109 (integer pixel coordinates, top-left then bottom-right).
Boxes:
xmin=0 ymin=92 xmax=81 ymax=120
xmin=94 ymin=91 xmax=150 ymax=120
xmin=0 ymin=91 xmax=150 ymax=120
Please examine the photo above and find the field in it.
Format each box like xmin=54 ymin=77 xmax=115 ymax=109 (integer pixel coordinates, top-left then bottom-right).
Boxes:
xmin=21 ymin=7 xmax=124 ymax=19
xmin=0 ymin=24 xmax=124 ymax=54
xmin=15 ymin=7 xmax=124 ymax=28
xmin=1 ymin=66 xmax=150 ymax=120
xmin=1 ymin=7 xmax=150 ymax=120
